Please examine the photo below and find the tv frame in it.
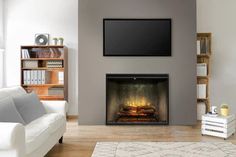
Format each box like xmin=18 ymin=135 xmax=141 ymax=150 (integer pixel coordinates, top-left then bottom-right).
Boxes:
xmin=103 ymin=18 xmax=172 ymax=57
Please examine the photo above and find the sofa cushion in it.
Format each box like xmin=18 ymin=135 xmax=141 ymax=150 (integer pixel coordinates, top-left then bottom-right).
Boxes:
xmin=39 ymin=113 xmax=66 ymax=134
xmin=0 ymin=97 xmax=25 ymax=124
xmin=13 ymin=92 xmax=46 ymax=124
xmin=0 ymin=86 xmax=26 ymax=99
xmin=25 ymin=113 xmax=65 ymax=154
xmin=25 ymin=118 xmax=50 ymax=154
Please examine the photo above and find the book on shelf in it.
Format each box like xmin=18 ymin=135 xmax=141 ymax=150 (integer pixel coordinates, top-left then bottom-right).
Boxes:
xmin=21 ymin=49 xmax=30 ymax=59
xmin=23 ymin=70 xmax=27 ymax=85
xmin=46 ymin=60 xmax=63 ymax=68
xmin=48 ymin=87 xmax=64 ymax=96
xmin=23 ymin=61 xmax=38 ymax=68
xmin=58 ymin=72 xmax=64 ymax=84
xmin=23 ymin=70 xmax=51 ymax=85
xmin=38 ymin=70 xmax=42 ymax=84
xmin=198 ymin=37 xmax=210 ymax=55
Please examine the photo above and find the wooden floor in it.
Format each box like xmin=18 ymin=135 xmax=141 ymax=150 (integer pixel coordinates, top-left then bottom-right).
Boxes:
xmin=46 ymin=118 xmax=236 ymax=157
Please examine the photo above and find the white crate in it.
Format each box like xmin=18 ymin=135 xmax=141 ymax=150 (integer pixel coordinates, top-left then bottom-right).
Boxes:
xmin=201 ymin=114 xmax=235 ymax=139
xmin=197 ymin=84 xmax=207 ymax=99
xmin=197 ymin=63 xmax=207 ymax=76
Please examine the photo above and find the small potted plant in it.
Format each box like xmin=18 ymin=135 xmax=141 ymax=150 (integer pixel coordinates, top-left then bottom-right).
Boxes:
xmin=52 ymin=38 xmax=58 ymax=45
xmin=220 ymin=104 xmax=229 ymax=116
xmin=58 ymin=37 xmax=64 ymax=45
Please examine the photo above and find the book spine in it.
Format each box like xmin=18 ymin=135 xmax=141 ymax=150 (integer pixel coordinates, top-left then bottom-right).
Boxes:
xmin=34 ymin=70 xmax=38 ymax=84
xmin=45 ymin=71 xmax=51 ymax=84
xmin=38 ymin=70 xmax=42 ymax=84
xmin=30 ymin=70 xmax=34 ymax=84
xmin=42 ymin=70 xmax=45 ymax=84
xmin=23 ymin=70 xmax=27 ymax=85
xmin=27 ymin=70 xmax=31 ymax=84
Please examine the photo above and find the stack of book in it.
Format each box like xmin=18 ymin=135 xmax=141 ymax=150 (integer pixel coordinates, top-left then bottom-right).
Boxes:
xmin=197 ymin=37 xmax=210 ymax=55
xmin=48 ymin=87 xmax=64 ymax=96
xmin=21 ymin=49 xmax=30 ymax=59
xmin=23 ymin=70 xmax=51 ymax=85
xmin=47 ymin=60 xmax=63 ymax=68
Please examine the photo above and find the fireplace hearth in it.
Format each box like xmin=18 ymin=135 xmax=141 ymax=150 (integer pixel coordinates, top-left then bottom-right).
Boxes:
xmin=106 ymin=74 xmax=169 ymax=125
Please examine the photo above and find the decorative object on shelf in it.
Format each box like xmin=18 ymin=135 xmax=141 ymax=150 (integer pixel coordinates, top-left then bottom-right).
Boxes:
xmin=197 ymin=84 xmax=206 ymax=99
xmin=58 ymin=37 xmax=64 ymax=45
xmin=23 ymin=60 xmax=38 ymax=68
xmin=197 ymin=63 xmax=207 ymax=76
xmin=211 ymin=105 xmax=217 ymax=114
xmin=35 ymin=34 xmax=49 ymax=45
xmin=52 ymin=38 xmax=58 ymax=45
xmin=221 ymin=104 xmax=229 ymax=116
xmin=197 ymin=102 xmax=206 ymax=120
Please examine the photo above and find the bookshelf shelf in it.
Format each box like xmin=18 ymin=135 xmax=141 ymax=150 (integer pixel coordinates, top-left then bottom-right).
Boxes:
xmin=21 ymin=58 xmax=64 ymax=61
xmin=197 ymin=76 xmax=209 ymax=79
xmin=197 ymin=33 xmax=212 ymax=112
xmin=22 ymin=67 xmax=64 ymax=70
xmin=20 ymin=45 xmax=68 ymax=101
xmin=39 ymin=95 xmax=64 ymax=100
xmin=197 ymin=54 xmax=210 ymax=58
xmin=22 ymin=84 xmax=64 ymax=87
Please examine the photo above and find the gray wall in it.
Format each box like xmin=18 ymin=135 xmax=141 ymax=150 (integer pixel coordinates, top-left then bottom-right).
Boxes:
xmin=197 ymin=0 xmax=236 ymax=116
xmin=78 ymin=0 xmax=197 ymax=125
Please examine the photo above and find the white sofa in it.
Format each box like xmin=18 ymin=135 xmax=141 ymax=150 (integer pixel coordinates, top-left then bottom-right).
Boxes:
xmin=0 ymin=87 xmax=68 ymax=157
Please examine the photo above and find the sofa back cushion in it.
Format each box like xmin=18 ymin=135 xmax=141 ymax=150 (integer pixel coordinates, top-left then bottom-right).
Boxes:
xmin=0 ymin=97 xmax=26 ymax=124
xmin=0 ymin=86 xmax=27 ymax=100
xmin=13 ymin=92 xmax=46 ymax=124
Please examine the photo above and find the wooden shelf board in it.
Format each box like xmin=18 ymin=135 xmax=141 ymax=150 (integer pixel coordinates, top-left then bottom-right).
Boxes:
xmin=21 ymin=45 xmax=64 ymax=48
xmin=39 ymin=95 xmax=64 ymax=100
xmin=22 ymin=84 xmax=64 ymax=87
xmin=197 ymin=98 xmax=208 ymax=101
xmin=22 ymin=67 xmax=64 ymax=70
xmin=197 ymin=54 xmax=210 ymax=58
xmin=197 ymin=76 xmax=209 ymax=79
xmin=21 ymin=58 xmax=64 ymax=61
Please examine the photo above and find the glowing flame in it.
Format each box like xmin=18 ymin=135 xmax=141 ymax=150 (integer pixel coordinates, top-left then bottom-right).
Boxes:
xmin=125 ymin=97 xmax=151 ymax=107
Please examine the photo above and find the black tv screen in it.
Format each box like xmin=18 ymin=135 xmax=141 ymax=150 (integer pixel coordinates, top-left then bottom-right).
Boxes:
xmin=103 ymin=19 xmax=171 ymax=56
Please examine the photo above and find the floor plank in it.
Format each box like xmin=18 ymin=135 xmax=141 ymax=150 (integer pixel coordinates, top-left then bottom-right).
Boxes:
xmin=46 ymin=118 xmax=236 ymax=157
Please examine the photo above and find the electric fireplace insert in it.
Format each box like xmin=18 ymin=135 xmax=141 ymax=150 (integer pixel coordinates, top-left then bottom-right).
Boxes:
xmin=106 ymin=74 xmax=169 ymax=125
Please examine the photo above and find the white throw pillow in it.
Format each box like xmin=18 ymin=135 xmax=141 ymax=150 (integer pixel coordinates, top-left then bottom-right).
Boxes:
xmin=13 ymin=92 xmax=46 ymax=124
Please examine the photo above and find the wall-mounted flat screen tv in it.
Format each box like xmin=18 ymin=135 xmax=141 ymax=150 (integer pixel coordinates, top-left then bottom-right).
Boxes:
xmin=103 ymin=19 xmax=171 ymax=56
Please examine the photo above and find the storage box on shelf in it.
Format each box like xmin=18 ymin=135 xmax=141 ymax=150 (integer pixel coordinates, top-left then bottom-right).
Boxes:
xmin=197 ymin=33 xmax=211 ymax=114
xmin=20 ymin=45 xmax=68 ymax=100
xmin=201 ymin=114 xmax=235 ymax=140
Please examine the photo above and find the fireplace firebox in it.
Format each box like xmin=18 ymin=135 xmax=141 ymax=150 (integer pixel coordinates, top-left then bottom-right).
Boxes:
xmin=106 ymin=74 xmax=169 ymax=125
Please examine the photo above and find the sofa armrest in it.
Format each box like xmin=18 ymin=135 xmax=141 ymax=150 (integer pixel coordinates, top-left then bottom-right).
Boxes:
xmin=0 ymin=123 xmax=25 ymax=150
xmin=41 ymin=100 xmax=68 ymax=116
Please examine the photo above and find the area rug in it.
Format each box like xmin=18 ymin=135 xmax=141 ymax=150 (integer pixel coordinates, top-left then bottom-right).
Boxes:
xmin=92 ymin=142 xmax=236 ymax=157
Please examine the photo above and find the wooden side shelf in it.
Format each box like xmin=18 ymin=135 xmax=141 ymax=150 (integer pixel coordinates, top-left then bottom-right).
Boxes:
xmin=197 ymin=33 xmax=212 ymax=112
xmin=20 ymin=45 xmax=68 ymax=101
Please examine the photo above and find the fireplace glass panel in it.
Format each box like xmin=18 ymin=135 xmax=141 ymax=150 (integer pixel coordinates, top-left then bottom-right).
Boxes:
xmin=106 ymin=74 xmax=169 ymax=125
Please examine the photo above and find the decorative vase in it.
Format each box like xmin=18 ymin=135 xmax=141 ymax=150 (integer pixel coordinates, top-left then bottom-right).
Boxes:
xmin=220 ymin=104 xmax=229 ymax=116
xmin=52 ymin=39 xmax=58 ymax=45
xmin=58 ymin=38 xmax=64 ymax=45
xmin=221 ymin=108 xmax=229 ymax=116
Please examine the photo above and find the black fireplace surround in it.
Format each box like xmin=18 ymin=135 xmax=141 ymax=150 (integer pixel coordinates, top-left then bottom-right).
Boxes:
xmin=106 ymin=74 xmax=169 ymax=125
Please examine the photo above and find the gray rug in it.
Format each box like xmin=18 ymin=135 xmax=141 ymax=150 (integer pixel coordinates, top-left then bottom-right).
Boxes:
xmin=92 ymin=142 xmax=236 ymax=157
